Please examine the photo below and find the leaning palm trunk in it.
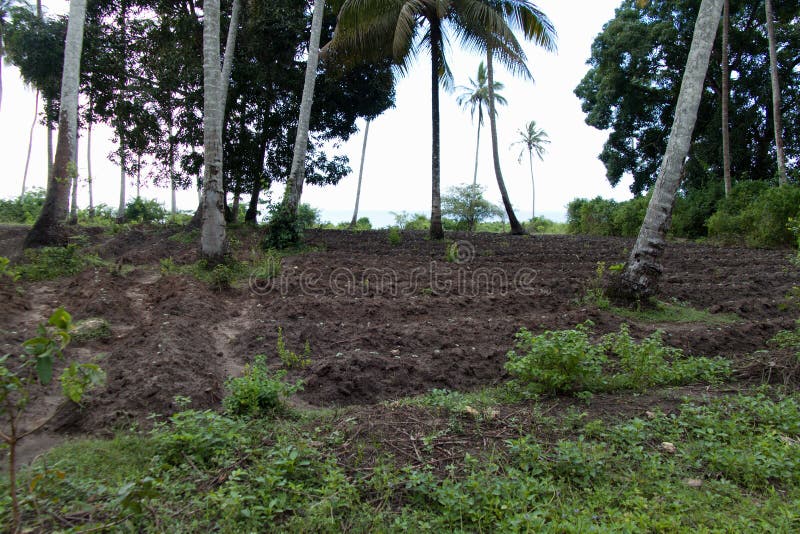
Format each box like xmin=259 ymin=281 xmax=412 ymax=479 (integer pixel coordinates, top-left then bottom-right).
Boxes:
xmin=21 ymin=90 xmax=39 ymax=198
xmin=765 ymin=0 xmax=787 ymax=185
xmin=616 ymin=0 xmax=724 ymax=301
xmin=283 ymin=0 xmax=325 ymax=216
xmin=472 ymin=120 xmax=481 ymax=186
xmin=721 ymin=0 xmax=731 ymax=196
xmin=200 ymin=0 xmax=227 ymax=261
xmin=486 ymin=48 xmax=525 ymax=235
xmin=349 ymin=119 xmax=370 ymax=229
xmin=24 ymin=0 xmax=87 ymax=248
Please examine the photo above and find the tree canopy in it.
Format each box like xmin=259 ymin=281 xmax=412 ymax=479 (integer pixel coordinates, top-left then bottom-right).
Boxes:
xmin=575 ymin=0 xmax=799 ymax=195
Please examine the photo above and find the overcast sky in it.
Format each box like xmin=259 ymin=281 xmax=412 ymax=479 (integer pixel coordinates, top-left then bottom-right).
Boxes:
xmin=0 ymin=0 xmax=632 ymax=225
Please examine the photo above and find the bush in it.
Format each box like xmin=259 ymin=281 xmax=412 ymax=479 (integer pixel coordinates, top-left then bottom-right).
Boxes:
xmin=223 ymin=355 xmax=302 ymax=418
xmin=566 ymin=197 xmax=617 ymax=236
xmin=264 ymin=203 xmax=320 ymax=250
xmin=526 ymin=216 xmax=568 ymax=235
xmin=670 ymin=182 xmax=724 ymax=239
xmin=505 ymin=323 xmax=730 ymax=394
xmin=391 ymin=211 xmax=430 ymax=230
xmin=708 ymin=183 xmax=800 ymax=247
xmin=612 ymin=195 xmax=650 ymax=237
xmin=124 ymin=198 xmax=167 ymax=223
xmin=505 ymin=323 xmax=605 ymax=393
xmin=0 ymin=189 xmax=45 ymax=223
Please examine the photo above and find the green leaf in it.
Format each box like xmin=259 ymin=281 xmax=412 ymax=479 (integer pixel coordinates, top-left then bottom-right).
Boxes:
xmin=48 ymin=307 xmax=73 ymax=331
xmin=60 ymin=362 xmax=106 ymax=403
xmin=36 ymin=353 xmax=54 ymax=385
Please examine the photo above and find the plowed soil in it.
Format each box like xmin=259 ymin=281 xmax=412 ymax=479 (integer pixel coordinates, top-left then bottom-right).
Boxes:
xmin=1 ymin=225 xmax=797 ymax=458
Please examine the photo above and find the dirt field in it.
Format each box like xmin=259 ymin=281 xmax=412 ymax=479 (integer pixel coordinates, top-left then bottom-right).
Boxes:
xmin=1 ymin=224 xmax=797 ymax=458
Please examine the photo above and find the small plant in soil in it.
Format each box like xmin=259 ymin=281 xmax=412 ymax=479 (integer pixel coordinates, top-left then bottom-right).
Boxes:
xmin=1 ymin=308 xmax=104 ymax=533
xmin=387 ymin=226 xmax=402 ymax=246
xmin=223 ymin=354 xmax=303 ymax=418
xmin=276 ymin=327 xmax=311 ymax=369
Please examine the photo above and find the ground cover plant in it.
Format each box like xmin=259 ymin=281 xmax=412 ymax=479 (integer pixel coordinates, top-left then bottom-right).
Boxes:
xmin=0 ymin=224 xmax=799 ymax=531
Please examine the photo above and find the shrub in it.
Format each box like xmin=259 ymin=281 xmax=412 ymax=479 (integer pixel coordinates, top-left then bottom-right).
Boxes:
xmin=223 ymin=355 xmax=303 ymax=418
xmin=526 ymin=216 xmax=568 ymax=235
xmin=124 ymin=197 xmax=167 ymax=223
xmin=708 ymin=183 xmax=800 ymax=247
xmin=505 ymin=323 xmax=730 ymax=394
xmin=387 ymin=227 xmax=402 ymax=245
xmin=505 ymin=322 xmax=606 ymax=393
xmin=611 ymin=195 xmax=649 ymax=237
xmin=391 ymin=211 xmax=429 ymax=230
xmin=670 ymin=182 xmax=724 ymax=239
xmin=0 ymin=189 xmax=46 ymax=224
xmin=566 ymin=197 xmax=617 ymax=236
xmin=264 ymin=203 xmax=308 ymax=250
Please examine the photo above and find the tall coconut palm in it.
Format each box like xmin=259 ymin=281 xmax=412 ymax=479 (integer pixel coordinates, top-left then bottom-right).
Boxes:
xmin=457 ymin=61 xmax=507 ymax=186
xmin=616 ymin=0 xmax=724 ymax=300
xmin=484 ymin=1 xmax=555 ymax=235
xmin=0 ymin=0 xmax=10 ymax=114
xmin=282 ymin=0 xmax=326 ymax=219
xmin=512 ymin=120 xmax=548 ymax=220
xmin=24 ymin=0 xmax=87 ymax=248
xmin=764 ymin=0 xmax=787 ymax=185
xmin=329 ymin=0 xmax=544 ymax=240
xmin=21 ymin=90 xmax=38 ymax=197
xmin=200 ymin=0 xmax=227 ymax=260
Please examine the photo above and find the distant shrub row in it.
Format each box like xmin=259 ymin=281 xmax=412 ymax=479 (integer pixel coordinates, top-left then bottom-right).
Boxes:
xmin=567 ymin=182 xmax=800 ymax=247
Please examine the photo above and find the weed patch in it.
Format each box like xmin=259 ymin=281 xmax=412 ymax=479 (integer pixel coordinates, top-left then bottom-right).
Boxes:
xmin=505 ymin=322 xmax=731 ymax=394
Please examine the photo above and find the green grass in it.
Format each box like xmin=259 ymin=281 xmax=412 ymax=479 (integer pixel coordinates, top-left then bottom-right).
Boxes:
xmin=611 ymin=299 xmax=741 ymax=324
xmin=3 ymin=387 xmax=799 ymax=532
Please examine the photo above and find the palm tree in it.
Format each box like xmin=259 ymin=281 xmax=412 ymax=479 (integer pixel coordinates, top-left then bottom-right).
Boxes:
xmin=764 ymin=0 xmax=787 ymax=185
xmin=200 ymin=0 xmax=227 ymax=260
xmin=457 ymin=61 xmax=507 ymax=186
xmin=512 ymin=120 xmax=549 ymax=220
xmin=484 ymin=1 xmax=556 ymax=235
xmin=616 ymin=0 xmax=724 ymax=300
xmin=0 ymin=0 xmax=10 ymax=114
xmin=721 ymin=0 xmax=731 ymax=196
xmin=283 ymin=0 xmax=326 ymax=218
xmin=329 ymin=0 xmax=542 ymax=240
xmin=349 ymin=119 xmax=370 ymax=229
xmin=24 ymin=0 xmax=87 ymax=248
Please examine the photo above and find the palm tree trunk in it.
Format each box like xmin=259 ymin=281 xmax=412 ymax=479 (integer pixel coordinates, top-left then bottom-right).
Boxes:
xmin=136 ymin=153 xmax=141 ymax=198
xmin=219 ymin=0 xmax=241 ymax=122
xmin=528 ymin=150 xmax=535 ymax=220
xmin=0 ymin=23 xmax=4 ymax=114
xmin=24 ymin=0 xmax=87 ymax=248
xmin=117 ymin=136 xmax=126 ymax=220
xmin=21 ymin=90 xmax=39 ymax=198
xmin=764 ymin=0 xmax=787 ymax=185
xmin=47 ymin=120 xmax=53 ymax=179
xmin=168 ymin=111 xmax=176 ymax=217
xmin=69 ymin=133 xmax=79 ymax=225
xmin=486 ymin=48 xmax=525 ymax=235
xmin=200 ymin=0 xmax=227 ymax=261
xmin=617 ymin=0 xmax=724 ymax=301
xmin=721 ymin=0 xmax=731 ymax=196
xmin=429 ymin=19 xmax=444 ymax=240
xmin=87 ymin=110 xmax=94 ymax=218
xmin=350 ymin=119 xmax=370 ymax=229
xmin=472 ymin=120 xmax=481 ymax=186
xmin=283 ymin=0 xmax=325 ymax=216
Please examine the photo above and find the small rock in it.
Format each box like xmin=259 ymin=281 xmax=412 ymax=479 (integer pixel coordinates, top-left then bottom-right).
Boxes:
xmin=660 ymin=442 xmax=677 ymax=454
xmin=685 ymin=478 xmax=703 ymax=488
xmin=645 ymin=411 xmax=656 ymax=419
xmin=463 ymin=406 xmax=480 ymax=417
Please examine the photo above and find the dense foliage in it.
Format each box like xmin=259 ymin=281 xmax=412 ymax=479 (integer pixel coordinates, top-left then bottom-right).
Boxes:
xmin=575 ymin=0 xmax=799 ymax=195
xmin=568 ymin=183 xmax=800 ymax=247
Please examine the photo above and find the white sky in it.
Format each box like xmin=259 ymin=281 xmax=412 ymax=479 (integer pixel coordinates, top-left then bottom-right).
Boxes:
xmin=0 ymin=0 xmax=633 ymax=225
